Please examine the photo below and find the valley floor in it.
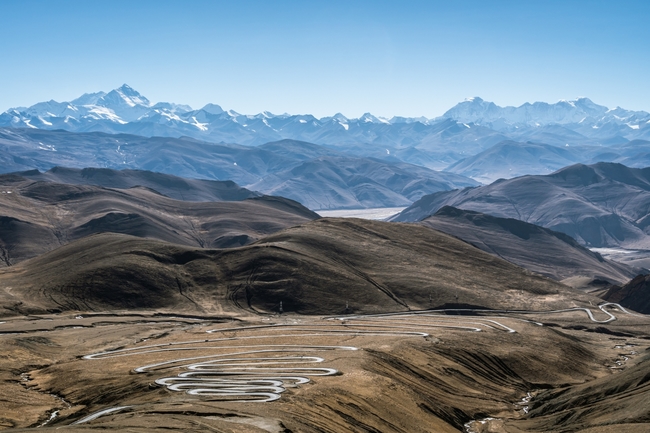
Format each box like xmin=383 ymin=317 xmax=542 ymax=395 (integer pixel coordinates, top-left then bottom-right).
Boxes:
xmin=0 ymin=305 xmax=648 ymax=432
xmin=316 ymin=207 xmax=407 ymax=220
xmin=590 ymin=248 xmax=650 ymax=270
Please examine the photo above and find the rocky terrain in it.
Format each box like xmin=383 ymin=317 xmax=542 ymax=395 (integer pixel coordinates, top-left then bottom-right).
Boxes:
xmin=0 ymin=216 xmax=648 ymax=432
xmin=602 ymin=274 xmax=650 ymax=314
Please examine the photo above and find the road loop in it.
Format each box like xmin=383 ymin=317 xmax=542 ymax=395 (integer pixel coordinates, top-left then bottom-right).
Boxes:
xmin=80 ymin=303 xmax=646 ymax=407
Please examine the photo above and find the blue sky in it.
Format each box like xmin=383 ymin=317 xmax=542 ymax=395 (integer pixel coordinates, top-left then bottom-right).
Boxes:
xmin=1 ymin=0 xmax=648 ymax=118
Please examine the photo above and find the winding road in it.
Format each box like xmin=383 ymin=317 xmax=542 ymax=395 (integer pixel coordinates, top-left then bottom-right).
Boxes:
xmin=73 ymin=302 xmax=646 ymax=424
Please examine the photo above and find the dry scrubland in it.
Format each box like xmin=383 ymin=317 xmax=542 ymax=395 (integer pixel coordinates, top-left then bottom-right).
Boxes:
xmin=0 ymin=195 xmax=648 ymax=431
xmin=0 ymin=307 xmax=648 ymax=432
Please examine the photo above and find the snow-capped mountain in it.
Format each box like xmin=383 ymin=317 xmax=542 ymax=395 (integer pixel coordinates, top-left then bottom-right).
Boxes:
xmin=70 ymin=91 xmax=107 ymax=106
xmin=443 ymin=96 xmax=650 ymax=132
xmin=2 ymin=85 xmax=649 ymax=151
xmin=0 ymin=84 xmax=474 ymax=151
xmin=93 ymin=85 xmax=152 ymax=122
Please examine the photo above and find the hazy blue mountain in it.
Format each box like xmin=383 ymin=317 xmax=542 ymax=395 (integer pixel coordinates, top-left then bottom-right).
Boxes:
xmin=585 ymin=140 xmax=650 ymax=167
xmin=444 ymin=139 xmax=650 ymax=184
xmin=247 ymin=156 xmax=479 ymax=210
xmin=257 ymin=139 xmax=346 ymax=160
xmin=445 ymin=141 xmax=591 ymax=184
xmin=391 ymin=162 xmax=650 ymax=249
xmin=0 ymin=128 xmax=477 ymax=210
xmin=444 ymin=96 xmax=650 ymax=131
xmin=0 ymin=127 xmax=267 ymax=184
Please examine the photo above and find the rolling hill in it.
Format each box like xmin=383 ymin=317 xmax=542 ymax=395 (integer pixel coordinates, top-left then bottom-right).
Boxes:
xmin=11 ymin=166 xmax=260 ymax=202
xmin=420 ymin=206 xmax=638 ymax=286
xmin=0 ymin=174 xmax=318 ymax=266
xmin=0 ymin=218 xmax=590 ymax=317
xmin=392 ymin=162 xmax=650 ymax=249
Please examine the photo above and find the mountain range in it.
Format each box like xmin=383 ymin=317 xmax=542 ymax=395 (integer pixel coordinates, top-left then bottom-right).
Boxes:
xmin=1 ymin=154 xmax=649 ymax=433
xmin=3 ymin=85 xmax=650 ymax=169
xmin=0 ymin=129 xmax=478 ymax=209
xmin=444 ymin=96 xmax=650 ymax=132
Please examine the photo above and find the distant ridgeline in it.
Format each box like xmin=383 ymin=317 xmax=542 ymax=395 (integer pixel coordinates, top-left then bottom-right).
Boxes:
xmin=2 ymin=85 xmax=650 ymax=219
xmin=2 ymin=84 xmax=648 ymax=148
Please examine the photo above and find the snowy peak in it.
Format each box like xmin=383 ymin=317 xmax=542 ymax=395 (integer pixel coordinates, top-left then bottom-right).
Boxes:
xmin=200 ymin=103 xmax=225 ymax=115
xmin=98 ymin=84 xmax=151 ymax=109
xmin=152 ymin=102 xmax=193 ymax=113
xmin=93 ymin=84 xmax=152 ymax=122
xmin=388 ymin=115 xmax=430 ymax=124
xmin=444 ymin=97 xmax=500 ymax=122
xmin=573 ymin=97 xmax=604 ymax=113
xmin=3 ymin=84 xmax=172 ymax=125
xmin=2 ymin=88 xmax=649 ymax=147
xmin=117 ymin=84 xmax=149 ymax=102
xmin=358 ymin=112 xmax=390 ymax=124
xmin=71 ymin=91 xmax=107 ymax=106
xmin=19 ymin=100 xmax=79 ymax=118
xmin=443 ymin=96 xmax=638 ymax=127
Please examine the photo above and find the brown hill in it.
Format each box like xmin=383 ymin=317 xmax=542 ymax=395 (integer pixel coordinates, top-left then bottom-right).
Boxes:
xmin=0 ymin=218 xmax=597 ymax=317
xmin=0 ymin=175 xmax=318 ymax=266
xmin=420 ymin=206 xmax=638 ymax=287
xmin=601 ymin=274 xmax=650 ymax=314
xmin=13 ymin=166 xmax=260 ymax=202
xmin=507 ymin=353 xmax=650 ymax=432
xmin=392 ymin=162 xmax=650 ymax=249
xmin=0 ymin=219 xmax=648 ymax=433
